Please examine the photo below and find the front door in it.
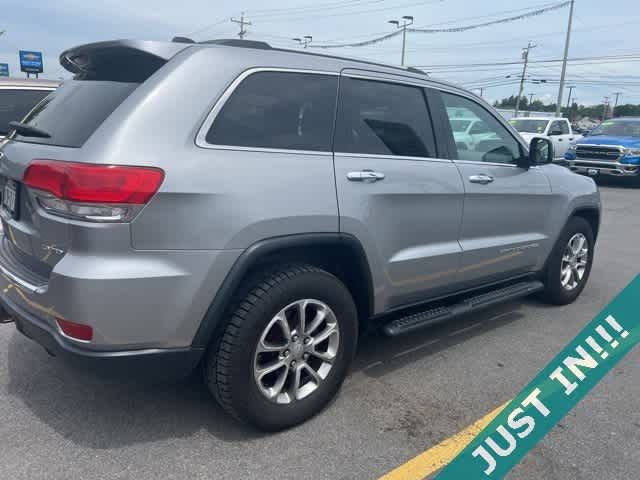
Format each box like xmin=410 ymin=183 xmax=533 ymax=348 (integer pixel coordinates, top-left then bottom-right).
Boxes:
xmin=439 ymin=91 xmax=553 ymax=288
xmin=334 ymin=73 xmax=465 ymax=312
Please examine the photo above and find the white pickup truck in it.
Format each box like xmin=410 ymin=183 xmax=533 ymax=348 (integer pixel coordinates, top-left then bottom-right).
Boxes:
xmin=508 ymin=117 xmax=582 ymax=160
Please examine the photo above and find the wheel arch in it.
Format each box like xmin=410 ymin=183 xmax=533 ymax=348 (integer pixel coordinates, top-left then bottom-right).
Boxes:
xmin=571 ymin=206 xmax=600 ymax=240
xmin=191 ymin=233 xmax=374 ymax=349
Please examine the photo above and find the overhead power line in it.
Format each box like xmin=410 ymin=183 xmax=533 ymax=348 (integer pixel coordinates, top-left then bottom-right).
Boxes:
xmin=311 ymin=1 xmax=570 ymax=49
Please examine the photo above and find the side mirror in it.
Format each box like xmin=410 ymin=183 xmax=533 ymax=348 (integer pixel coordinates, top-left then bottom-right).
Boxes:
xmin=529 ymin=137 xmax=553 ymax=165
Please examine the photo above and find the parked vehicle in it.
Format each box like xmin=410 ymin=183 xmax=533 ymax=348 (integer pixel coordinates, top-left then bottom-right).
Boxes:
xmin=509 ymin=117 xmax=582 ymax=160
xmin=0 ymin=39 xmax=601 ymax=431
xmin=0 ymin=78 xmax=59 ymax=140
xmin=565 ymin=117 xmax=640 ymax=184
xmin=449 ymin=117 xmax=498 ymax=151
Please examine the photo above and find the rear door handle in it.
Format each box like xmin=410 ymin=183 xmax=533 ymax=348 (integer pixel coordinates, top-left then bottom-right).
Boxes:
xmin=347 ymin=170 xmax=385 ymax=182
xmin=469 ymin=174 xmax=494 ymax=185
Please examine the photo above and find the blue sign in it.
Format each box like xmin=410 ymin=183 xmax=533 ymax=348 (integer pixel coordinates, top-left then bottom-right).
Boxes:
xmin=0 ymin=63 xmax=8 ymax=77
xmin=19 ymin=50 xmax=43 ymax=74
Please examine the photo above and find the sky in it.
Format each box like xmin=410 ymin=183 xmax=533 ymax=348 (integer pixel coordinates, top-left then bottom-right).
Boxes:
xmin=0 ymin=0 xmax=638 ymax=106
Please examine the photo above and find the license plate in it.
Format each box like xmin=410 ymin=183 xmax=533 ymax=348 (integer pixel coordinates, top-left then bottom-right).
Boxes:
xmin=2 ymin=179 xmax=19 ymax=218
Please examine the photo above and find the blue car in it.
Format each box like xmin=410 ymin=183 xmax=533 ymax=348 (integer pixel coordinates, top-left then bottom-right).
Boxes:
xmin=565 ymin=117 xmax=640 ymax=184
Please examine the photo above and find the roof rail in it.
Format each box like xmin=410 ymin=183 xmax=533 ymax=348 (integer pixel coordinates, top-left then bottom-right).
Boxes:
xmin=172 ymin=36 xmax=196 ymax=44
xmin=406 ymin=66 xmax=428 ymax=75
xmin=199 ymin=39 xmax=272 ymax=50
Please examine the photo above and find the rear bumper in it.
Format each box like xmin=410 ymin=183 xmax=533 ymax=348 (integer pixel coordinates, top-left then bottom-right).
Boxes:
xmin=2 ymin=293 xmax=204 ymax=379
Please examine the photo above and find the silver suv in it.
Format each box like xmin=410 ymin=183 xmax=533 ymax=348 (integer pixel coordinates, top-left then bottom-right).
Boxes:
xmin=0 ymin=39 xmax=600 ymax=430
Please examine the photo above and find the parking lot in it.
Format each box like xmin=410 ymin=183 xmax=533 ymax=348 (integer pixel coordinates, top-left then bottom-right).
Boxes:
xmin=0 ymin=182 xmax=637 ymax=480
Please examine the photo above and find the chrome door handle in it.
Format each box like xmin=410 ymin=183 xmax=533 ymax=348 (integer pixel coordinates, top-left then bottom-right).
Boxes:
xmin=469 ymin=174 xmax=494 ymax=185
xmin=347 ymin=170 xmax=385 ymax=182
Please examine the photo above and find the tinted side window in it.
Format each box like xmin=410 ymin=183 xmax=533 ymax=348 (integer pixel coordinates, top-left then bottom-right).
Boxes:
xmin=441 ymin=92 xmax=522 ymax=165
xmin=335 ymin=77 xmax=436 ymax=158
xmin=14 ymin=81 xmax=138 ymax=147
xmin=0 ymin=89 xmax=50 ymax=136
xmin=206 ymin=72 xmax=338 ymax=151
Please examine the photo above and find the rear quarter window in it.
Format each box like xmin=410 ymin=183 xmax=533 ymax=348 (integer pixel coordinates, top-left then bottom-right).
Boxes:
xmin=205 ymin=71 xmax=339 ymax=152
xmin=0 ymin=89 xmax=51 ymax=136
xmin=13 ymin=80 xmax=138 ymax=147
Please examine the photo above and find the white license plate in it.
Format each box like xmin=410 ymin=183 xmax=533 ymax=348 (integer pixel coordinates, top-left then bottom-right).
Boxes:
xmin=2 ymin=179 xmax=18 ymax=218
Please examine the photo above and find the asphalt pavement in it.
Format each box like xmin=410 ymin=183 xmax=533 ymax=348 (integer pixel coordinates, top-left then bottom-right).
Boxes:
xmin=0 ymin=182 xmax=638 ymax=480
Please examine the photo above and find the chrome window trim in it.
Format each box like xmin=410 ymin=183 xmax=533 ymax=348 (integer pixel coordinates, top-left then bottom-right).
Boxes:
xmin=334 ymin=152 xmax=452 ymax=164
xmin=453 ymin=159 xmax=539 ymax=169
xmin=341 ymin=71 xmax=432 ymax=89
xmin=0 ymin=86 xmax=55 ymax=91
xmin=195 ymin=67 xmax=339 ymax=153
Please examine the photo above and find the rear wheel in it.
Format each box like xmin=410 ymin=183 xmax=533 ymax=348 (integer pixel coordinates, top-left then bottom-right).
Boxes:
xmin=540 ymin=217 xmax=594 ymax=305
xmin=206 ymin=264 xmax=358 ymax=431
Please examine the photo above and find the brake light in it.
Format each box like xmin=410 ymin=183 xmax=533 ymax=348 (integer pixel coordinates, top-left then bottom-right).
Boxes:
xmin=56 ymin=318 xmax=93 ymax=342
xmin=23 ymin=159 xmax=164 ymax=222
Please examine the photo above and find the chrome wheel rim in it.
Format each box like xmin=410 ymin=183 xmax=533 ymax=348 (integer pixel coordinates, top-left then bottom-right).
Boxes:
xmin=253 ymin=299 xmax=340 ymax=404
xmin=560 ymin=233 xmax=589 ymax=291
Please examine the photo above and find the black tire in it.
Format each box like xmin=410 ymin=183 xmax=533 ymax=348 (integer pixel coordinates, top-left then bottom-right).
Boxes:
xmin=205 ymin=264 xmax=358 ymax=431
xmin=540 ymin=216 xmax=595 ymax=305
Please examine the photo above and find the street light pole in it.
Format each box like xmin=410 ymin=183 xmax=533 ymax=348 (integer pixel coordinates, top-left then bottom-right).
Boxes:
xmin=388 ymin=16 xmax=414 ymax=66
xmin=556 ymin=0 xmax=575 ymax=117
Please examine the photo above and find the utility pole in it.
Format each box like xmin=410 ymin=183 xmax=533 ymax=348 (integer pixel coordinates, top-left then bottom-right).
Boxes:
xmin=612 ymin=92 xmax=622 ymax=117
xmin=514 ymin=42 xmax=536 ymax=118
xmin=528 ymin=93 xmax=535 ymax=108
xmin=602 ymin=97 xmax=610 ymax=121
xmin=388 ymin=15 xmax=414 ymax=66
xmin=231 ymin=13 xmax=251 ymax=39
xmin=292 ymin=36 xmax=313 ymax=48
xmin=566 ymin=85 xmax=575 ymax=108
xmin=556 ymin=0 xmax=575 ymax=116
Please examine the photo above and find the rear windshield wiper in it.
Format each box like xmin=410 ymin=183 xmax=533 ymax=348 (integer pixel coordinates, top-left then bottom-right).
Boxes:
xmin=8 ymin=121 xmax=51 ymax=138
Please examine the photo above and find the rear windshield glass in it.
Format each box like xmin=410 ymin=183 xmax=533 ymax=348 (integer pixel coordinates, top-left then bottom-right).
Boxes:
xmin=13 ymin=80 xmax=138 ymax=147
xmin=0 ymin=89 xmax=51 ymax=136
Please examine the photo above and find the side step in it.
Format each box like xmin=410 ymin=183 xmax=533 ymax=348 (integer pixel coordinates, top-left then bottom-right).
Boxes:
xmin=383 ymin=280 xmax=544 ymax=336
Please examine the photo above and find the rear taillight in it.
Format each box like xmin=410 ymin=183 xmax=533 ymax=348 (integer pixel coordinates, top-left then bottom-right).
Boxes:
xmin=23 ymin=159 xmax=164 ymax=222
xmin=56 ymin=318 xmax=93 ymax=342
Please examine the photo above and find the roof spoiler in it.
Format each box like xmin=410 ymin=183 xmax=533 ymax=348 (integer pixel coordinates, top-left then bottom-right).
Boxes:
xmin=59 ymin=40 xmax=190 ymax=81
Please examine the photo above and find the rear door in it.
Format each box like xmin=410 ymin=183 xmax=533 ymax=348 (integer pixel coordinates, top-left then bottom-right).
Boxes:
xmin=334 ymin=71 xmax=465 ymax=311
xmin=437 ymin=90 xmax=553 ymax=288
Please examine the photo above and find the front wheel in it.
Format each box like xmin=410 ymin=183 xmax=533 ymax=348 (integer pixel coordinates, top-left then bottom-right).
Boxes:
xmin=540 ymin=217 xmax=595 ymax=305
xmin=206 ymin=264 xmax=358 ymax=431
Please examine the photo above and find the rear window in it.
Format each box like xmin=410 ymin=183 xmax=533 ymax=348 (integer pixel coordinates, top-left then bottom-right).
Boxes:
xmin=206 ymin=71 xmax=338 ymax=152
xmin=13 ymin=80 xmax=138 ymax=147
xmin=0 ymin=89 xmax=51 ymax=136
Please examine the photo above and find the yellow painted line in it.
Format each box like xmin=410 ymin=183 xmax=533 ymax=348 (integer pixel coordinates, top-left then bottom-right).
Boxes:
xmin=379 ymin=401 xmax=510 ymax=480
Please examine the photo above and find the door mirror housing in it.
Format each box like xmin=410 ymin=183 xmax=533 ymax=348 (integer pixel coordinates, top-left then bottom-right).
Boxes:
xmin=529 ymin=137 xmax=553 ymax=165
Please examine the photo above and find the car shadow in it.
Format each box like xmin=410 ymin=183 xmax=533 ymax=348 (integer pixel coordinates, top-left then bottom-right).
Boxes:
xmin=5 ymin=299 xmax=527 ymax=449
xmin=594 ymin=176 xmax=638 ymax=189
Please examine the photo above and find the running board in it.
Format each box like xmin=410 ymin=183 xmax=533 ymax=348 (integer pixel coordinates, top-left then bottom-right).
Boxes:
xmin=383 ymin=280 xmax=544 ymax=337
